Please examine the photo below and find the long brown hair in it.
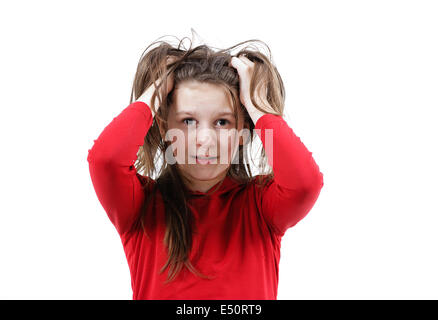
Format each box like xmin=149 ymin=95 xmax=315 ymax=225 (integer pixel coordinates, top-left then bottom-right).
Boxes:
xmin=128 ymin=33 xmax=285 ymax=283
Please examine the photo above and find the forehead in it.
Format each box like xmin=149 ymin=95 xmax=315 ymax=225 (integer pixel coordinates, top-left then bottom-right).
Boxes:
xmin=173 ymin=81 xmax=234 ymax=115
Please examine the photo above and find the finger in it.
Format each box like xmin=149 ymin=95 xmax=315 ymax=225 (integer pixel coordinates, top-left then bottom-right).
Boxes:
xmin=166 ymin=56 xmax=178 ymax=67
xmin=230 ymin=56 xmax=247 ymax=70
xmin=238 ymin=55 xmax=254 ymax=67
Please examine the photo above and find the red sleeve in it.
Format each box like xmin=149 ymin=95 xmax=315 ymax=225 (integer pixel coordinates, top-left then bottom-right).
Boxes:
xmin=254 ymin=114 xmax=324 ymax=236
xmin=87 ymin=101 xmax=154 ymax=236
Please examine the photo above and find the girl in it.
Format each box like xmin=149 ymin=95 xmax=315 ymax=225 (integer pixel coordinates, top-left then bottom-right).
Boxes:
xmin=87 ymin=38 xmax=324 ymax=300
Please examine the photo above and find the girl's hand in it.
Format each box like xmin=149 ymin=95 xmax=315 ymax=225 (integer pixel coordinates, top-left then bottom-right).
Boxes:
xmin=230 ymin=54 xmax=274 ymax=123
xmin=136 ymin=56 xmax=177 ymax=117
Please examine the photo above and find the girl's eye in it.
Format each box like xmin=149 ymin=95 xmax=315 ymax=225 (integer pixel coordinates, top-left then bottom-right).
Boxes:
xmin=216 ymin=119 xmax=229 ymax=126
xmin=182 ymin=118 xmax=230 ymax=126
xmin=183 ymin=118 xmax=196 ymax=126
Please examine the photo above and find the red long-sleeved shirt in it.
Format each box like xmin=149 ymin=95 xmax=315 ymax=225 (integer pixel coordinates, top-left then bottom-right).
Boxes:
xmin=87 ymin=101 xmax=324 ymax=300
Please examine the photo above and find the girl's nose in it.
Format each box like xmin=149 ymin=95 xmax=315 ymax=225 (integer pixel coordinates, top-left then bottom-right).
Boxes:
xmin=195 ymin=127 xmax=217 ymax=152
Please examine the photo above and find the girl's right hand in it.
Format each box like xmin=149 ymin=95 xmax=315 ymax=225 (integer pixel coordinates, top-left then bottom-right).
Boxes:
xmin=136 ymin=56 xmax=177 ymax=117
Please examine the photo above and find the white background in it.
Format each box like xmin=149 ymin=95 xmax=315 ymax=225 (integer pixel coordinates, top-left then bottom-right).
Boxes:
xmin=0 ymin=0 xmax=437 ymax=299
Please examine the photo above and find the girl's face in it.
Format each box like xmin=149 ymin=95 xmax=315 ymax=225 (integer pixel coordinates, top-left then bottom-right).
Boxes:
xmin=164 ymin=81 xmax=246 ymax=186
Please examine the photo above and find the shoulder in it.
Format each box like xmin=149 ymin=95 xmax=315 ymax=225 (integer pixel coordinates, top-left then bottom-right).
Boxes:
xmin=251 ymin=173 xmax=275 ymax=190
xmin=135 ymin=173 xmax=157 ymax=192
xmin=231 ymin=174 xmax=274 ymax=199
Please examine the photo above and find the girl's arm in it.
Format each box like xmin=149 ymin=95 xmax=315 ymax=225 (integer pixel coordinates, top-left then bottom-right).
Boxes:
xmin=254 ymin=114 xmax=324 ymax=236
xmin=87 ymin=101 xmax=154 ymax=236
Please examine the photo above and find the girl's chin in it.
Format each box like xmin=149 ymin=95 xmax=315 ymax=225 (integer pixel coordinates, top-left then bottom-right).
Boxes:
xmin=178 ymin=165 xmax=229 ymax=179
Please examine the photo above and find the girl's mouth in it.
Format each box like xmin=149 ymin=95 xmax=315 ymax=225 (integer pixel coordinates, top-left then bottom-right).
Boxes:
xmin=192 ymin=156 xmax=217 ymax=165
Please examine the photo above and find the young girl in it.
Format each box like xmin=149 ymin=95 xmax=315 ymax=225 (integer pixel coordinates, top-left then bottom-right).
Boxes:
xmin=87 ymin=38 xmax=324 ymax=300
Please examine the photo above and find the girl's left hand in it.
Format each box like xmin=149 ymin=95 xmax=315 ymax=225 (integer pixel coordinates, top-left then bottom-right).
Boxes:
xmin=230 ymin=55 xmax=274 ymax=119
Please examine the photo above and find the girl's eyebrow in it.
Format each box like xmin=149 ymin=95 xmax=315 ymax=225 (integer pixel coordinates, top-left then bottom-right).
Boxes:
xmin=215 ymin=111 xmax=234 ymax=117
xmin=176 ymin=111 xmax=234 ymax=117
xmin=175 ymin=111 xmax=196 ymax=116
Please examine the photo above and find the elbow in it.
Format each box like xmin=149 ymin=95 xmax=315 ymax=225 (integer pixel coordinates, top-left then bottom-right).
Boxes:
xmin=303 ymin=171 xmax=324 ymax=196
xmin=87 ymin=139 xmax=116 ymax=165
xmin=316 ymin=171 xmax=324 ymax=189
xmin=87 ymin=147 xmax=107 ymax=165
